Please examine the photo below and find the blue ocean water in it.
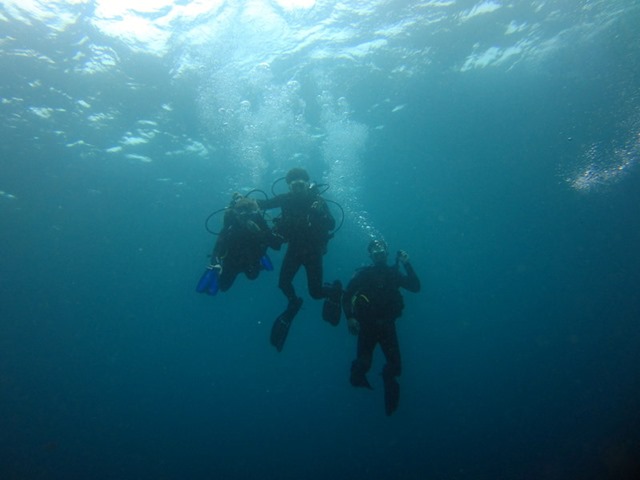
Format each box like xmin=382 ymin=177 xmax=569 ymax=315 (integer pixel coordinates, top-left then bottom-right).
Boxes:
xmin=1 ymin=1 xmax=639 ymax=479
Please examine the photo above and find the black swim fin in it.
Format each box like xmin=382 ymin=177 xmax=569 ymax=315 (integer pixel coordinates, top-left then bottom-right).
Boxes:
xmin=322 ymin=280 xmax=342 ymax=326
xmin=350 ymin=372 xmax=373 ymax=390
xmin=383 ymin=376 xmax=400 ymax=416
xmin=270 ymin=297 xmax=303 ymax=352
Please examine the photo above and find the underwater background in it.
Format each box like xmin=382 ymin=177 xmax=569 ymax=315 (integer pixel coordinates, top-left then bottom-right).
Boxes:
xmin=1 ymin=1 xmax=639 ymax=479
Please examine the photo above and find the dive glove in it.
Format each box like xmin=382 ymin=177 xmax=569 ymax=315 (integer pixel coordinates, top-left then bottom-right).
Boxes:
xmin=396 ymin=250 xmax=410 ymax=265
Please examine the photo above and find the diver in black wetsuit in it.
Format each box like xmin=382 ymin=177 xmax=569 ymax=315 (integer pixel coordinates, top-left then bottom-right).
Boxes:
xmin=258 ymin=167 xmax=343 ymax=352
xmin=342 ymin=239 xmax=420 ymax=416
xmin=197 ymin=194 xmax=281 ymax=295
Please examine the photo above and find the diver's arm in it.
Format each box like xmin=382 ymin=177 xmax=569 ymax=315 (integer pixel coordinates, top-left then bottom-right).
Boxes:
xmin=210 ymin=212 xmax=236 ymax=263
xmin=396 ymin=251 xmax=420 ymax=293
xmin=310 ymin=197 xmax=335 ymax=231
xmin=343 ymin=271 xmax=367 ymax=335
xmin=257 ymin=194 xmax=284 ymax=211
xmin=221 ymin=209 xmax=236 ymax=229
xmin=211 ymin=234 xmax=226 ymax=266
xmin=321 ymin=198 xmax=336 ymax=231
xmin=257 ymin=215 xmax=284 ymax=250
xmin=341 ymin=274 xmax=359 ymax=318
xmin=400 ymin=262 xmax=421 ymax=293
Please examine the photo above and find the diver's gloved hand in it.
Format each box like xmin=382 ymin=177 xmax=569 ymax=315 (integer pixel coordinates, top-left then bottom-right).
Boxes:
xmin=308 ymin=201 xmax=325 ymax=226
xmin=310 ymin=201 xmax=326 ymax=217
xmin=347 ymin=317 xmax=360 ymax=336
xmin=396 ymin=250 xmax=410 ymax=265
xmin=231 ymin=192 xmax=243 ymax=205
xmin=269 ymin=233 xmax=284 ymax=251
xmin=208 ymin=262 xmax=223 ymax=275
xmin=245 ymin=219 xmax=261 ymax=233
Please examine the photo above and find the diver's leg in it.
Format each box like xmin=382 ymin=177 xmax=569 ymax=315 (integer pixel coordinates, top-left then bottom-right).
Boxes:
xmin=350 ymin=326 xmax=375 ymax=389
xmin=278 ymin=248 xmax=301 ymax=303
xmin=304 ymin=253 xmax=342 ymax=324
xmin=270 ymin=295 xmax=303 ymax=352
xmin=271 ymin=249 xmax=304 ymax=352
xmin=304 ymin=253 xmax=325 ymax=300
xmin=245 ymin=262 xmax=260 ymax=280
xmin=380 ymin=323 xmax=401 ymax=415
xmin=380 ymin=323 xmax=402 ymax=377
xmin=218 ymin=267 xmax=238 ymax=292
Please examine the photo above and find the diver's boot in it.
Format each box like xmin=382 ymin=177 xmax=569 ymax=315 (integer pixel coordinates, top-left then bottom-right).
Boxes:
xmin=322 ymin=280 xmax=343 ymax=326
xmin=270 ymin=297 xmax=303 ymax=352
xmin=350 ymin=361 xmax=373 ymax=390
xmin=383 ymin=374 xmax=400 ymax=416
xmin=350 ymin=372 xmax=373 ymax=390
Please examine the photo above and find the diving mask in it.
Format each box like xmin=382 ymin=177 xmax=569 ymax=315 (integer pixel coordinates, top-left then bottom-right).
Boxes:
xmin=289 ymin=179 xmax=309 ymax=194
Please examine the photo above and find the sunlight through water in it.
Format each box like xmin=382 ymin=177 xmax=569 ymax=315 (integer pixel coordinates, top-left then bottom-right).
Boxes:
xmin=0 ymin=0 xmax=636 ymax=238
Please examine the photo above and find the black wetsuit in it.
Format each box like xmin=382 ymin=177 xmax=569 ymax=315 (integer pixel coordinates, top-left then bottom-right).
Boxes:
xmin=212 ymin=209 xmax=280 ymax=292
xmin=258 ymin=190 xmax=335 ymax=302
xmin=342 ymin=261 xmax=420 ymax=415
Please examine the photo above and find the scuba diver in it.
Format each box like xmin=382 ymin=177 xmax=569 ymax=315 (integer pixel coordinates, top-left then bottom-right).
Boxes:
xmin=257 ymin=167 xmax=343 ymax=352
xmin=196 ymin=193 xmax=282 ymax=295
xmin=342 ymin=239 xmax=420 ymax=416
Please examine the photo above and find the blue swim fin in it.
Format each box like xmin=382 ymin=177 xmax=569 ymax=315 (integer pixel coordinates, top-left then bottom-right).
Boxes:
xmin=260 ymin=254 xmax=274 ymax=271
xmin=196 ymin=268 xmax=219 ymax=296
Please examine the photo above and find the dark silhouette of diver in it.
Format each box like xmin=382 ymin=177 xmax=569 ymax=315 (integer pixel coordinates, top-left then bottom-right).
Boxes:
xmin=342 ymin=239 xmax=420 ymax=416
xmin=258 ymin=167 xmax=343 ymax=352
xmin=196 ymin=193 xmax=281 ymax=295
